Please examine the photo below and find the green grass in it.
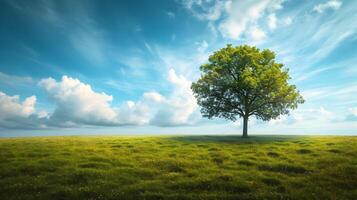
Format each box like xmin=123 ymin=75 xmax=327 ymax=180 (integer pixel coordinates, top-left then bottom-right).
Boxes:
xmin=0 ymin=135 xmax=356 ymax=200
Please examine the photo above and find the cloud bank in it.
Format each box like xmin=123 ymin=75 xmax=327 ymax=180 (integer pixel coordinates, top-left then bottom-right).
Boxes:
xmin=0 ymin=69 xmax=199 ymax=129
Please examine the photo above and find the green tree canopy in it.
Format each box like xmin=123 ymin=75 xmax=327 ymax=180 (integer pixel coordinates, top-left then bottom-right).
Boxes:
xmin=191 ymin=44 xmax=304 ymax=137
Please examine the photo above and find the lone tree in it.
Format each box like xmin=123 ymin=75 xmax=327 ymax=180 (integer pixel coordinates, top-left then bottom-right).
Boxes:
xmin=191 ymin=45 xmax=304 ymax=137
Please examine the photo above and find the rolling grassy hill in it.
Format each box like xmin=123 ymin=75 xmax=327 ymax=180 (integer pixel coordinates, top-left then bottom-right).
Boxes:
xmin=0 ymin=135 xmax=356 ymax=200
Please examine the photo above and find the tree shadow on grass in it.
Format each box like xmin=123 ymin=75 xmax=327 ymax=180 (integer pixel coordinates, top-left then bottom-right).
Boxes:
xmin=168 ymin=135 xmax=303 ymax=144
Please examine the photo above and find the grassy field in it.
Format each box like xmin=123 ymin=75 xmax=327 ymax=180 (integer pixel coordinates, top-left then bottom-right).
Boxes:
xmin=0 ymin=135 xmax=356 ymax=200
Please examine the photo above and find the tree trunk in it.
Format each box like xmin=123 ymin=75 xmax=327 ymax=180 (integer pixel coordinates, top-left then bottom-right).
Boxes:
xmin=242 ymin=116 xmax=248 ymax=138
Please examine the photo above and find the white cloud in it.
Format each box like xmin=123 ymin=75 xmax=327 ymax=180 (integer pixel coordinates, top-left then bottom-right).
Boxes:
xmin=38 ymin=75 xmax=154 ymax=127
xmin=268 ymin=13 xmax=277 ymax=30
xmin=183 ymin=0 xmax=226 ymax=21
xmin=219 ymin=0 xmax=271 ymax=40
xmin=150 ymin=69 xmax=199 ymax=126
xmin=37 ymin=70 xmax=198 ymax=127
xmin=39 ymin=76 xmax=118 ymax=126
xmin=0 ymin=91 xmax=45 ymax=129
xmin=0 ymin=92 xmax=36 ymax=119
xmin=183 ymin=0 xmax=285 ymax=41
xmin=249 ymin=26 xmax=267 ymax=41
xmin=111 ymin=68 xmax=199 ymax=126
xmin=313 ymin=0 xmax=342 ymax=13
xmin=115 ymin=100 xmax=151 ymax=125
xmin=143 ymin=92 xmax=165 ymax=103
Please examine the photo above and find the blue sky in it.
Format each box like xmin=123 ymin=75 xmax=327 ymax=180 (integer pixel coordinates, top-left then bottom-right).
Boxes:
xmin=1 ymin=0 xmax=357 ymax=136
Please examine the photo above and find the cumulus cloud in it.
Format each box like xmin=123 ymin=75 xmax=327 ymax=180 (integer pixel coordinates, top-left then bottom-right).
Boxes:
xmin=0 ymin=91 xmax=45 ymax=129
xmin=143 ymin=92 xmax=165 ymax=103
xmin=0 ymin=92 xmax=36 ymax=118
xmin=218 ymin=1 xmax=270 ymax=40
xmin=183 ymin=0 xmax=285 ymax=41
xmin=115 ymin=100 xmax=151 ymax=125
xmin=39 ymin=76 xmax=118 ymax=127
xmin=313 ymin=0 xmax=342 ymax=13
xmin=115 ymin=69 xmax=199 ymax=127
xmin=150 ymin=69 xmax=198 ymax=126
xmin=37 ymin=70 xmax=198 ymax=128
